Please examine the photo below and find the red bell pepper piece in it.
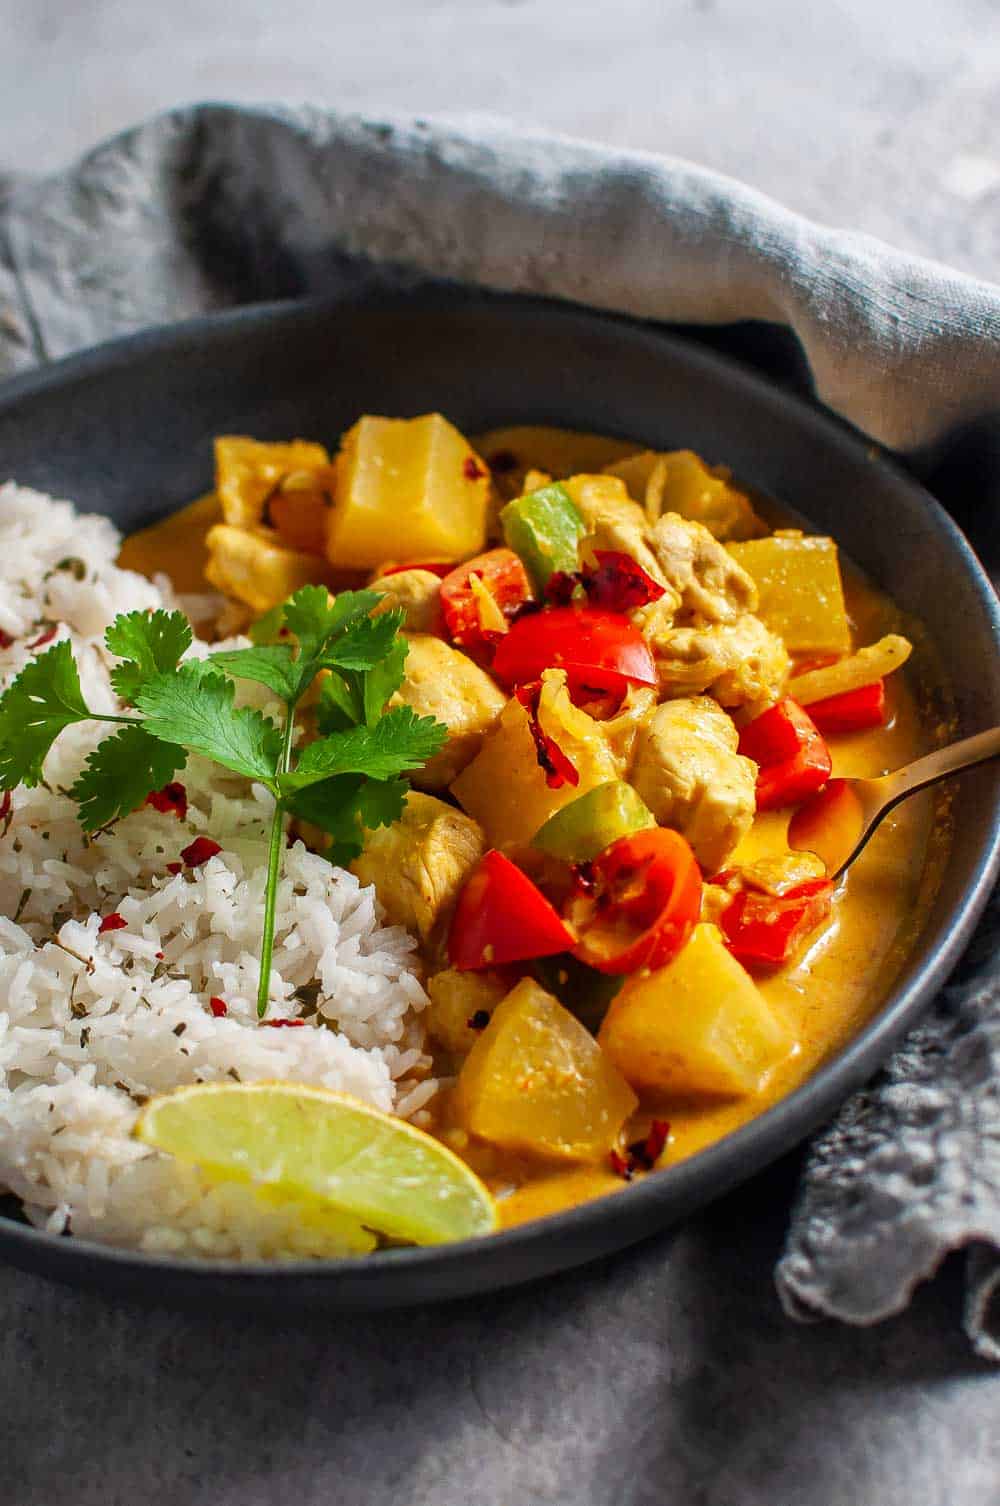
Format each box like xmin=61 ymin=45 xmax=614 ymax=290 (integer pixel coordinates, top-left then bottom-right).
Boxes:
xmin=567 ymin=828 xmax=702 ymax=975
xmin=377 ymin=561 xmax=454 ymax=579
xmin=448 ymin=850 xmax=576 ymax=971
xmin=492 ymin=606 xmax=658 ymax=697
xmin=807 ymin=680 xmax=887 ymax=735
xmin=738 ymin=698 xmax=832 ymax=811
xmin=439 ymin=548 xmax=532 ymax=649
xmin=720 ymin=877 xmax=835 ymax=968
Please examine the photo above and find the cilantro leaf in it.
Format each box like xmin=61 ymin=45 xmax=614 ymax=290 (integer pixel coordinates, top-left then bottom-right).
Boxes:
xmin=278 ymin=707 xmax=446 ymax=794
xmin=320 ymin=607 xmax=404 ymax=673
xmin=105 ymin=610 xmax=192 ymax=703
xmin=208 ymin=645 xmax=300 ymax=702
xmin=316 ymin=672 xmax=363 ymax=733
xmin=0 ymin=639 xmax=91 ymax=788
xmin=248 ymin=603 xmax=286 ymax=645
xmin=286 ymin=775 xmax=408 ymax=865
xmin=135 ymin=664 xmax=282 ymax=784
xmin=282 ymin=586 xmax=381 ymax=665
xmin=70 ymin=725 xmax=186 ymax=832
xmin=362 ymin=635 xmax=409 ymax=726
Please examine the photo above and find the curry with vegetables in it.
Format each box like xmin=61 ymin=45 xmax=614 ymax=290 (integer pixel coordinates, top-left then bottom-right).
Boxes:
xmin=119 ymin=415 xmax=949 ymax=1230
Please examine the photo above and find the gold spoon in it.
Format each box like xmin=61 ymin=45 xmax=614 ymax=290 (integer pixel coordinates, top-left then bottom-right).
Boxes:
xmin=787 ymin=726 xmax=1000 ymax=879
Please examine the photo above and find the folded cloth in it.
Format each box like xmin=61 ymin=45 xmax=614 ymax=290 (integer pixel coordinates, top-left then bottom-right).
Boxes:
xmin=0 ymin=102 xmax=998 ymax=1355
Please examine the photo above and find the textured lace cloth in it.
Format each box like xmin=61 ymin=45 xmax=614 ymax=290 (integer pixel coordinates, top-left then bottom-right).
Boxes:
xmin=0 ymin=103 xmax=998 ymax=1356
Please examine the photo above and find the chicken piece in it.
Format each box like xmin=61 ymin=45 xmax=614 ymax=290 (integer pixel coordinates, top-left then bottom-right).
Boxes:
xmin=426 ymin=969 xmax=509 ymax=1055
xmin=351 ymin=792 xmax=485 ymax=943
xmin=629 ymin=696 xmax=757 ymax=873
xmin=648 ymin=613 xmax=789 ymax=711
xmin=204 ymin=523 xmax=327 ymax=613
xmin=392 ymin=635 xmax=506 ymax=789
xmin=369 ymin=568 xmax=443 ymax=634
xmin=563 ymin=475 xmax=676 ymax=599
xmin=647 ymin=512 xmax=757 ymax=624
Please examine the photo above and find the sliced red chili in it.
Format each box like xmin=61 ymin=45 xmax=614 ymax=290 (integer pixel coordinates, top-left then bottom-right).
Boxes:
xmin=448 ymin=850 xmax=576 ymax=971
xmin=179 ymin=836 xmax=222 ymax=868
xmin=807 ymin=680 xmax=887 ymax=735
xmin=145 ymin=781 xmax=189 ymax=820
xmin=208 ymin=996 xmax=228 ymax=1017
xmin=439 ymin=548 xmax=532 ymax=650
xmin=582 ymin=551 xmax=666 ymax=612
xmin=492 ymin=606 xmax=657 ymax=697
xmin=720 ymin=877 xmax=835 ymax=969
xmin=98 ymin=912 xmax=128 ymax=934
xmin=567 ymin=828 xmax=702 ymax=976
xmin=514 ymin=682 xmax=579 ymax=789
xmin=739 ymin=698 xmax=832 ymax=811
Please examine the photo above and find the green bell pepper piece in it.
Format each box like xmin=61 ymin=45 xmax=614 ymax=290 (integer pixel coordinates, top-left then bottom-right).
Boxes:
xmin=532 ymin=780 xmax=656 ymax=864
xmin=500 ymin=482 xmax=586 ymax=590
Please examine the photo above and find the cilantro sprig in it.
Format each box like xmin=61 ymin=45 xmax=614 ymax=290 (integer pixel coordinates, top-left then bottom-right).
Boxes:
xmin=0 ymin=590 xmax=445 ymax=1018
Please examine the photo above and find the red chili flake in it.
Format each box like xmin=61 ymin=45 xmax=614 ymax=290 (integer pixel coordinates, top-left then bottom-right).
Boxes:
xmin=155 ymin=951 xmax=164 ymax=960
xmin=180 ymin=836 xmax=222 ymax=868
xmin=463 ymin=457 xmax=486 ymax=481
xmin=98 ymin=912 xmax=128 ymax=934
xmin=0 ymin=630 xmax=14 ymax=650
xmin=630 ymin=1118 xmax=670 ymax=1171
xmin=208 ymin=997 xmax=228 ymax=1018
xmin=609 ymin=1149 xmax=634 ymax=1181
xmin=262 ymin=1018 xmax=306 ymax=1028
xmin=166 ymin=861 xmax=184 ymax=876
xmin=582 ymin=551 xmax=666 ymax=612
xmin=278 ymin=626 xmax=291 ymax=638
xmin=509 ymin=597 xmax=544 ymax=625
xmin=544 ymin=571 xmax=580 ymax=606
xmin=0 ymin=790 xmax=11 ymax=831
xmin=515 ymin=683 xmax=579 ymax=790
xmin=144 ymin=781 xmax=188 ymax=820
xmin=571 ymin=860 xmax=598 ymax=896
xmin=27 ymin=624 xmax=58 ymax=651
xmin=487 ymin=450 xmax=518 ymax=474
xmin=466 ymin=1009 xmax=491 ymax=1031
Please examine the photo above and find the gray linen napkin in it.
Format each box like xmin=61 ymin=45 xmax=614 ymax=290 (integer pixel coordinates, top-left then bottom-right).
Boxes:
xmin=0 ymin=102 xmax=998 ymax=1356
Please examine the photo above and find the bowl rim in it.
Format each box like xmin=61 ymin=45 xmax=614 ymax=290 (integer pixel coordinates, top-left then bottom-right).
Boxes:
xmin=1 ymin=288 xmax=998 ymax=1300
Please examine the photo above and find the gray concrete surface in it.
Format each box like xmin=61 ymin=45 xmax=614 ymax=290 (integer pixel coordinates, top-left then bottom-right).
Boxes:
xmin=2 ymin=3 xmax=1000 ymax=1503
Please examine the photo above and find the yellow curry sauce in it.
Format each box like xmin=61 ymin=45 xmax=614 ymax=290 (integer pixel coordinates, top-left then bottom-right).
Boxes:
xmin=120 ymin=424 xmax=950 ymax=1233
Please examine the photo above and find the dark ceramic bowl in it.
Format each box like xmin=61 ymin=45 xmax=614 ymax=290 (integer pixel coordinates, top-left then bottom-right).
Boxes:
xmin=0 ymin=292 xmax=998 ymax=1310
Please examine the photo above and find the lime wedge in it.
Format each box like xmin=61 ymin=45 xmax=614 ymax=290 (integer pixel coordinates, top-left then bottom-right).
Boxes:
xmin=135 ymin=1082 xmax=497 ymax=1247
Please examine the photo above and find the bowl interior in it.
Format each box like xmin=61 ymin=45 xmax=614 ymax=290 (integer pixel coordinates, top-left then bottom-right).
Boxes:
xmin=0 ymin=292 xmax=997 ymax=1309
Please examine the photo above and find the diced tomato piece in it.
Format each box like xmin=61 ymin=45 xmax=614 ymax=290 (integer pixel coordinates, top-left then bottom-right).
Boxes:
xmin=492 ymin=606 xmax=657 ymax=696
xmin=566 ymin=828 xmax=702 ymax=975
xmin=808 ymin=680 xmax=887 ymax=735
xmin=448 ymin=850 xmax=576 ymax=971
xmin=720 ymin=878 xmax=835 ymax=968
xmin=739 ymin=698 xmax=832 ymax=811
xmin=439 ymin=548 xmax=532 ymax=649
xmin=378 ymin=561 xmax=454 ymax=579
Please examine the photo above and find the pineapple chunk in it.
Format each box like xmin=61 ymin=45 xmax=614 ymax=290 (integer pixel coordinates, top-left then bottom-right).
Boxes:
xmin=455 ymin=979 xmax=638 ymax=1162
xmin=328 ymin=414 xmax=490 ymax=569
xmin=727 ymin=535 xmax=851 ymax=655
xmin=451 ymin=669 xmax=620 ymax=849
xmin=215 ymin=436 xmax=334 ymax=530
xmin=605 ymin=450 xmax=764 ymax=541
xmin=204 ymin=524 xmax=326 ymax=613
xmin=598 ymin=924 xmax=792 ymax=1099
xmin=426 ymin=969 xmax=509 ymax=1055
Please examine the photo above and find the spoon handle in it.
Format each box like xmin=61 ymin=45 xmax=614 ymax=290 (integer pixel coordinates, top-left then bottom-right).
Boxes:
xmin=880 ymin=725 xmax=1000 ymax=803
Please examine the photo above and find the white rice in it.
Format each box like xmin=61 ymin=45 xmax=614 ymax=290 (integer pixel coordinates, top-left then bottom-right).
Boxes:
xmin=0 ymin=483 xmax=436 ymax=1259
